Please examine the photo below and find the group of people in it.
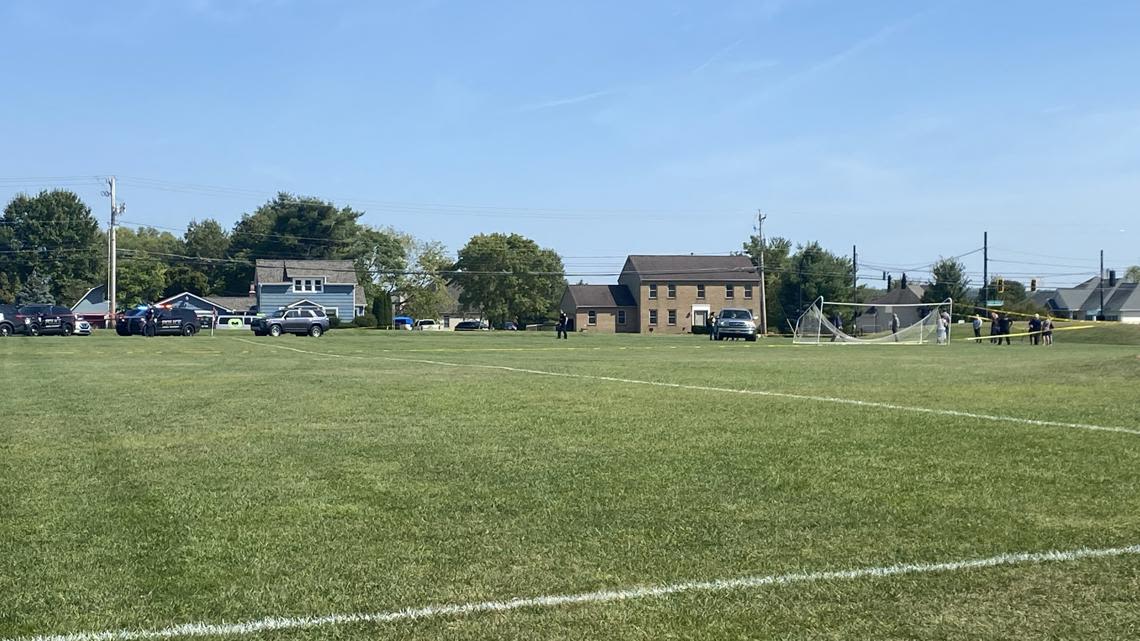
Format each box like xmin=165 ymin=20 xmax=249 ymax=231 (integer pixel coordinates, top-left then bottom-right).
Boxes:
xmin=974 ymin=311 xmax=1053 ymax=345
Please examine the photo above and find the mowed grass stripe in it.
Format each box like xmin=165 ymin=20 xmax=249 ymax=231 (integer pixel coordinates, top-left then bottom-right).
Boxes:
xmin=232 ymin=338 xmax=1140 ymax=437
xmin=12 ymin=543 xmax=1140 ymax=641
xmin=5 ymin=332 xmax=1139 ymax=640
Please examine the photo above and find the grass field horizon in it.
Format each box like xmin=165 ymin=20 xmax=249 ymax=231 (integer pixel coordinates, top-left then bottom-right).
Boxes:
xmin=3 ymin=329 xmax=1139 ymax=639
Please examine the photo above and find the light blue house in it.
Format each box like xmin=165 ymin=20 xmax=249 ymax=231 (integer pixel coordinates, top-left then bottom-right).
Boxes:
xmin=255 ymin=259 xmax=365 ymax=320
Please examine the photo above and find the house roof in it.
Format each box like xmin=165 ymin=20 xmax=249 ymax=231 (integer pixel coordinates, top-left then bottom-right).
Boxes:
xmin=1106 ymin=283 xmax=1140 ymax=311
xmin=1049 ymin=287 xmax=1093 ymax=311
xmin=564 ymin=284 xmax=637 ymax=308
xmin=864 ymin=285 xmax=924 ymax=308
xmin=210 ymin=296 xmax=257 ymax=312
xmin=255 ymin=259 xmax=364 ymax=309
xmin=255 ymin=259 xmax=359 ymax=284
xmin=622 ymin=255 xmax=760 ymax=282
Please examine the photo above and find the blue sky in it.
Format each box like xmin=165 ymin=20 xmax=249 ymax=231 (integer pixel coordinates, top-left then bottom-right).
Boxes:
xmin=1 ymin=0 xmax=1138 ymax=287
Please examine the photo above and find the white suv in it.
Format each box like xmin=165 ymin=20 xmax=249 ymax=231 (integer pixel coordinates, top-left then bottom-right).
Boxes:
xmin=413 ymin=319 xmax=442 ymax=331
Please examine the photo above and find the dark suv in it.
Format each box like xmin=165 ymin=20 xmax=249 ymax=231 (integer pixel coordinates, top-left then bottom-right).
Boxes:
xmin=251 ymin=308 xmax=329 ymax=337
xmin=0 ymin=304 xmax=19 ymax=337
xmin=117 ymin=308 xmax=200 ymax=336
xmin=16 ymin=304 xmax=78 ymax=336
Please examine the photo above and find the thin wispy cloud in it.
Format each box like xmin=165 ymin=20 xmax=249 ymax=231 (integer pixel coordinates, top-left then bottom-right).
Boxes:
xmin=518 ymin=89 xmax=616 ymax=113
xmin=733 ymin=8 xmax=931 ymax=110
xmin=692 ymin=38 xmax=745 ymax=74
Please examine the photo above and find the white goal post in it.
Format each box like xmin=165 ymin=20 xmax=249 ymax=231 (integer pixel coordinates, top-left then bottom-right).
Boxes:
xmin=792 ymin=297 xmax=954 ymax=345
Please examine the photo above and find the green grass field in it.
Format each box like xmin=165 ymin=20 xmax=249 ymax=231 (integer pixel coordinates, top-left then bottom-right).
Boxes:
xmin=3 ymin=328 xmax=1140 ymax=640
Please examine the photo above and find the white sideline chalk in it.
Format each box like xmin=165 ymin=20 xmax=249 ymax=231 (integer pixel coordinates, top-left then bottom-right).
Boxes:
xmin=14 ymin=543 xmax=1140 ymax=641
xmin=233 ymin=339 xmax=1140 ymax=437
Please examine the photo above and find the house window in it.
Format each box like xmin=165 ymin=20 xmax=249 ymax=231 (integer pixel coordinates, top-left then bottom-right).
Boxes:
xmin=744 ymin=285 xmax=753 ymax=300
xmin=667 ymin=309 xmax=677 ymax=325
xmin=697 ymin=284 xmax=705 ymax=299
xmin=617 ymin=310 xmax=626 ymax=325
xmin=667 ymin=284 xmax=676 ymax=299
xmin=648 ymin=284 xmax=657 ymax=300
xmin=323 ymin=307 xmax=338 ymax=318
xmin=293 ymin=278 xmax=324 ymax=293
xmin=725 ymin=285 xmax=735 ymax=299
xmin=588 ymin=310 xmax=597 ymax=326
xmin=649 ymin=309 xmax=658 ymax=325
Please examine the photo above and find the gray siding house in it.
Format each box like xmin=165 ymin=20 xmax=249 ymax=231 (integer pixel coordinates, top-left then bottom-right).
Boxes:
xmin=255 ymin=259 xmax=365 ymax=320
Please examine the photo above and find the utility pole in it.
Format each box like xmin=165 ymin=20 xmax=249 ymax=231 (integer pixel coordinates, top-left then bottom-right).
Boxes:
xmin=982 ymin=231 xmax=988 ymax=310
xmin=852 ymin=244 xmax=857 ymax=302
xmin=102 ymin=177 xmax=124 ymax=327
xmin=756 ymin=210 xmax=768 ymax=336
xmin=1099 ymin=249 xmax=1104 ymax=320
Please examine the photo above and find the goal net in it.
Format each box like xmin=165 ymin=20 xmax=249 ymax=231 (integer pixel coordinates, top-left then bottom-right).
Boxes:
xmin=792 ymin=297 xmax=954 ymax=345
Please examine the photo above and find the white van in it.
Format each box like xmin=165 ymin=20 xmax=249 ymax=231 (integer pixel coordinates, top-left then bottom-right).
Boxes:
xmin=413 ymin=319 xmax=442 ymax=331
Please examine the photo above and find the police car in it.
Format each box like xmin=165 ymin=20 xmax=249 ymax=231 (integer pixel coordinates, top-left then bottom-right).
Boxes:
xmin=117 ymin=307 xmax=200 ymax=336
xmin=0 ymin=304 xmax=19 ymax=337
xmin=16 ymin=304 xmax=78 ymax=336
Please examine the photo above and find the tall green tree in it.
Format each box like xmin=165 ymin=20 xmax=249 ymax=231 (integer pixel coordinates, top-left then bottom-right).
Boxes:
xmin=742 ymin=234 xmax=793 ymax=331
xmin=183 ymin=218 xmax=230 ymax=295
xmin=223 ymin=193 xmax=364 ymax=293
xmin=777 ymin=242 xmax=854 ymax=325
xmin=1126 ymin=265 xmax=1140 ymax=283
xmin=924 ymin=257 xmax=970 ymax=306
xmin=451 ymin=233 xmax=565 ymax=326
xmin=115 ymin=226 xmax=181 ymax=306
xmin=0 ymin=190 xmax=103 ymax=305
xmin=16 ymin=269 xmax=54 ymax=304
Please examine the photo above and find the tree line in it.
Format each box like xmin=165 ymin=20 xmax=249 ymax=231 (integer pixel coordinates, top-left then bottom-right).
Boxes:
xmin=4 ymin=189 xmax=1135 ymax=327
xmin=0 ymin=190 xmax=566 ymax=326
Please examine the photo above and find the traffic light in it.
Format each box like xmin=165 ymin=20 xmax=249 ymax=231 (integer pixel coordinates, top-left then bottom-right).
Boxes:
xmin=1030 ymin=278 xmax=1037 ymax=292
xmin=997 ymin=277 xmax=1005 ymax=293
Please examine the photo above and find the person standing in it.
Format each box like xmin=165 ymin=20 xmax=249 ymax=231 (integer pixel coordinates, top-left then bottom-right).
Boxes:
xmin=1043 ymin=317 xmax=1054 ymax=345
xmin=1002 ymin=314 xmax=1013 ymax=345
xmin=972 ymin=315 xmax=983 ymax=341
xmin=144 ymin=306 xmax=156 ymax=337
xmin=1028 ymin=314 xmax=1041 ymax=345
xmin=936 ymin=314 xmax=948 ymax=344
xmin=556 ymin=312 xmax=569 ymax=339
xmin=708 ymin=312 xmax=717 ymax=341
xmin=890 ymin=313 xmax=900 ymax=341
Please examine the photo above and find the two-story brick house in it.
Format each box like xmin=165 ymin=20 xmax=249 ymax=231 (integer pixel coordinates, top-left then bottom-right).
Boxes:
xmin=255 ymin=259 xmax=365 ymax=320
xmin=561 ymin=255 xmax=761 ymax=334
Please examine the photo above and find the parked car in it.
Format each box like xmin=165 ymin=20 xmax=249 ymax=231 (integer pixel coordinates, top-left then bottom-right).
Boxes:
xmin=0 ymin=304 xmax=18 ymax=337
xmin=115 ymin=308 xmax=147 ymax=336
xmin=251 ymin=308 xmax=329 ymax=337
xmin=713 ymin=308 xmax=758 ymax=342
xmin=394 ymin=316 xmax=414 ymax=330
xmin=497 ymin=321 xmax=519 ymax=331
xmin=413 ymin=319 xmax=442 ymax=330
xmin=454 ymin=320 xmax=490 ymax=331
xmin=16 ymin=304 xmax=77 ymax=336
xmin=117 ymin=307 xmax=200 ymax=336
xmin=74 ymin=318 xmax=93 ymax=336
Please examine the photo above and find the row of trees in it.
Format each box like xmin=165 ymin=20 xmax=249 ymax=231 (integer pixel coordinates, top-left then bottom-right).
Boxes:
xmin=5 ymin=188 xmax=1137 ymax=327
xmin=0 ymin=190 xmax=568 ymax=325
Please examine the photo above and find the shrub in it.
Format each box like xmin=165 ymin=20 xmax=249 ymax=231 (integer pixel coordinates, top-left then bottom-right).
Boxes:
xmin=353 ymin=313 xmax=377 ymax=328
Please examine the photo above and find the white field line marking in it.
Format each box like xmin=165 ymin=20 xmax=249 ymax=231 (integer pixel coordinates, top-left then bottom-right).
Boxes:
xmin=14 ymin=543 xmax=1140 ymax=641
xmin=233 ymin=339 xmax=1140 ymax=437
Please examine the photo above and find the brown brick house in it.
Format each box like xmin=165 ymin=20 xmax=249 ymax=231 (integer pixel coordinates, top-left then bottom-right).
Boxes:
xmin=559 ymin=285 xmax=638 ymax=333
xmin=561 ymin=255 xmax=761 ymax=334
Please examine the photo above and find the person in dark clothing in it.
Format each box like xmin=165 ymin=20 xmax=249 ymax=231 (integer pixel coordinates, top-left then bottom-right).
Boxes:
xmin=556 ymin=312 xmax=569 ymax=339
xmin=1028 ymin=314 xmax=1041 ymax=345
xmin=990 ymin=312 xmax=1000 ymax=345
xmin=708 ymin=313 xmax=717 ymax=341
xmin=1001 ymin=315 xmax=1013 ymax=345
xmin=144 ymin=306 xmax=156 ymax=337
